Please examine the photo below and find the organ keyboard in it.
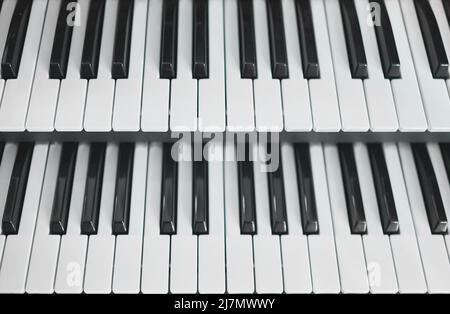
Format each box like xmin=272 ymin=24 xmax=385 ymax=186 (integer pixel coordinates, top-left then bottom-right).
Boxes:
xmin=0 ymin=0 xmax=449 ymax=295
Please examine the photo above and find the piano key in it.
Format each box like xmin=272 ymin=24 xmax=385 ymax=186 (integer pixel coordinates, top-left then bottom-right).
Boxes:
xmin=224 ymin=142 xmax=254 ymax=293
xmin=444 ymin=0 xmax=450 ymax=24
xmin=49 ymin=0 xmax=76 ymax=79
xmin=337 ymin=144 xmax=367 ymax=234
xmin=294 ymin=143 xmax=318 ymax=234
xmin=238 ymin=158 xmax=257 ymax=235
xmin=295 ymin=0 xmax=319 ymax=78
xmin=112 ymin=143 xmax=134 ymax=235
xmin=440 ymin=143 xmax=450 ymax=184
xmin=324 ymin=144 xmax=369 ymax=293
xmin=192 ymin=159 xmax=208 ymax=234
xmin=80 ymin=0 xmax=106 ymax=79
xmin=141 ymin=143 xmax=170 ymax=294
xmin=159 ymin=0 xmax=178 ymax=79
xmin=112 ymin=0 xmax=147 ymax=131
xmin=266 ymin=0 xmax=288 ymax=78
xmin=83 ymin=0 xmax=118 ymax=131
xmin=398 ymin=143 xmax=450 ymax=293
xmin=367 ymin=143 xmax=399 ymax=235
xmin=267 ymin=151 xmax=288 ymax=235
xmin=0 ymin=143 xmax=47 ymax=294
xmin=353 ymin=143 xmax=398 ymax=294
xmin=112 ymin=143 xmax=147 ymax=293
xmin=192 ymin=0 xmax=208 ymax=79
xmin=0 ymin=142 xmax=4 ymax=163
xmin=238 ymin=0 xmax=257 ymax=78
xmin=1 ymin=0 xmax=32 ymax=79
xmin=279 ymin=143 xmax=312 ymax=293
xmin=324 ymin=0 xmax=369 ymax=132
xmin=80 ymin=143 xmax=106 ymax=235
xmin=160 ymin=143 xmax=178 ymax=235
xmin=26 ymin=143 xmax=61 ymax=293
xmin=83 ymin=143 xmax=117 ymax=294
xmin=0 ymin=0 xmax=14 ymax=110
xmin=49 ymin=142 xmax=78 ymax=235
xmin=111 ymin=0 xmax=133 ymax=79
xmin=414 ymin=0 xmax=448 ymax=79
xmin=224 ymin=0 xmax=254 ymax=131
xmin=2 ymin=142 xmax=34 ymax=235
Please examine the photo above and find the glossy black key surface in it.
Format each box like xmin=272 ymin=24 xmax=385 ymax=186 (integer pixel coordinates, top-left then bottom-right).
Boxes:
xmin=266 ymin=0 xmax=288 ymax=79
xmin=112 ymin=143 xmax=134 ymax=235
xmin=160 ymin=143 xmax=178 ymax=234
xmin=160 ymin=0 xmax=178 ymax=79
xmin=50 ymin=143 xmax=78 ymax=235
xmin=238 ymin=0 xmax=257 ymax=79
xmin=50 ymin=0 xmax=76 ymax=79
xmin=367 ymin=144 xmax=399 ymax=234
xmin=440 ymin=143 xmax=450 ymax=185
xmin=294 ymin=143 xmax=319 ymax=234
xmin=414 ymin=0 xmax=448 ymax=79
xmin=295 ymin=0 xmax=319 ymax=78
xmin=1 ymin=0 xmax=32 ymax=79
xmin=411 ymin=143 xmax=448 ymax=234
xmin=80 ymin=0 xmax=106 ymax=79
xmin=339 ymin=0 xmax=368 ymax=79
xmin=111 ymin=0 xmax=133 ymax=79
xmin=443 ymin=0 xmax=450 ymax=26
xmin=338 ymin=144 xmax=367 ymax=234
xmin=372 ymin=0 xmax=401 ymax=79
xmin=267 ymin=150 xmax=288 ymax=234
xmin=192 ymin=159 xmax=208 ymax=234
xmin=0 ymin=142 xmax=4 ymax=164
xmin=238 ymin=143 xmax=257 ymax=234
xmin=80 ymin=143 xmax=106 ymax=235
xmin=2 ymin=143 xmax=34 ymax=235
xmin=193 ymin=0 xmax=209 ymax=79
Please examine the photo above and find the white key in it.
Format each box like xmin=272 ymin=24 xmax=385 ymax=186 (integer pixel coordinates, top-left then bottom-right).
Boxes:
xmin=323 ymin=144 xmax=369 ymax=293
xmin=26 ymin=144 xmax=61 ymax=293
xmin=54 ymin=0 xmax=90 ymax=131
xmin=398 ymin=143 xmax=450 ymax=293
xmin=140 ymin=0 xmax=169 ymax=132
xmin=354 ymin=0 xmax=399 ymax=131
xmin=198 ymin=0 xmax=225 ymax=132
xmin=0 ymin=144 xmax=48 ymax=293
xmin=84 ymin=143 xmax=118 ymax=294
xmin=280 ymin=143 xmax=312 ymax=293
xmin=309 ymin=0 xmax=341 ymax=131
xmin=141 ymin=143 xmax=170 ymax=294
xmin=198 ymin=138 xmax=226 ymax=293
xmin=0 ymin=0 xmax=47 ymax=131
xmin=399 ymin=0 xmax=450 ymax=131
xmin=169 ymin=0 xmax=197 ymax=132
xmin=113 ymin=143 xmax=147 ymax=293
xmin=281 ymin=0 xmax=312 ymax=132
xmin=224 ymin=0 xmax=255 ymax=132
xmin=112 ymin=0 xmax=147 ymax=131
xmin=224 ymin=142 xmax=255 ymax=293
xmin=324 ymin=0 xmax=369 ymax=131
xmin=353 ymin=143 xmax=398 ymax=294
xmin=54 ymin=144 xmax=89 ymax=294
xmin=84 ymin=0 xmax=118 ymax=131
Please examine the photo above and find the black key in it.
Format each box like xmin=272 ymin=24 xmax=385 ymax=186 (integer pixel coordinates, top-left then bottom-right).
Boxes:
xmin=1 ymin=0 xmax=32 ymax=79
xmin=0 ymin=0 xmax=3 ymax=12
xmin=160 ymin=143 xmax=178 ymax=235
xmin=80 ymin=143 xmax=106 ymax=235
xmin=192 ymin=0 xmax=209 ymax=79
xmin=443 ymin=0 xmax=450 ymax=27
xmin=338 ymin=144 xmax=367 ymax=234
xmin=49 ymin=143 xmax=78 ymax=235
xmin=160 ymin=0 xmax=178 ymax=79
xmin=372 ymin=0 xmax=401 ymax=79
xmin=111 ymin=0 xmax=134 ymax=79
xmin=50 ymin=0 xmax=76 ymax=79
xmin=367 ymin=144 xmax=399 ymax=235
xmin=440 ymin=143 xmax=450 ymax=185
xmin=266 ymin=0 xmax=288 ymax=79
xmin=80 ymin=0 xmax=106 ymax=79
xmin=295 ymin=0 xmax=320 ymax=79
xmin=192 ymin=159 xmax=208 ymax=234
xmin=2 ymin=143 xmax=34 ymax=235
xmin=414 ymin=0 xmax=448 ymax=79
xmin=267 ymin=150 xmax=288 ymax=234
xmin=238 ymin=0 xmax=257 ymax=79
xmin=411 ymin=143 xmax=448 ymax=234
xmin=339 ymin=0 xmax=368 ymax=79
xmin=294 ymin=143 xmax=319 ymax=234
xmin=0 ymin=142 xmax=5 ymax=164
xmin=112 ymin=143 xmax=134 ymax=235
xmin=238 ymin=143 xmax=257 ymax=234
